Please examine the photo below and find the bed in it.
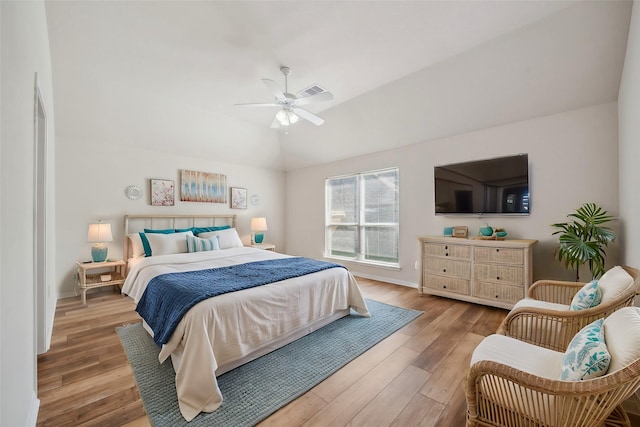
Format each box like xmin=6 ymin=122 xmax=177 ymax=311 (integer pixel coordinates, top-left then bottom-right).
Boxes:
xmin=120 ymin=214 xmax=370 ymax=421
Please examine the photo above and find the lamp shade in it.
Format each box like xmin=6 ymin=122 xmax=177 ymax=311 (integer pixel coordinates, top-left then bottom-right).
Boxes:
xmin=251 ymin=217 xmax=268 ymax=231
xmin=87 ymin=223 xmax=113 ymax=243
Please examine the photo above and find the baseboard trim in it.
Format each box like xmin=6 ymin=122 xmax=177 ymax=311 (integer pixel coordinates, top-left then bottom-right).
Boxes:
xmin=350 ymin=271 xmax=418 ymax=289
xmin=26 ymin=391 xmax=40 ymax=427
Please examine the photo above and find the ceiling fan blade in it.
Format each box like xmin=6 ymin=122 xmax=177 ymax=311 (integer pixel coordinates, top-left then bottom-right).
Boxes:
xmin=293 ymin=108 xmax=325 ymax=126
xmin=293 ymin=91 xmax=334 ymax=107
xmin=262 ymin=79 xmax=286 ymax=101
xmin=270 ymin=115 xmax=281 ymax=129
xmin=234 ymin=102 xmax=280 ymax=107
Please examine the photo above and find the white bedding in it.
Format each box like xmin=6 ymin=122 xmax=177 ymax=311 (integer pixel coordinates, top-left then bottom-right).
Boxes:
xmin=122 ymin=247 xmax=370 ymax=421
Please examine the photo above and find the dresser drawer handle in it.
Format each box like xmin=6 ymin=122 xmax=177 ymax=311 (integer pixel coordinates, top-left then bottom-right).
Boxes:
xmin=496 ymin=276 xmax=500 ymax=280
xmin=443 ymin=269 xmax=447 ymax=273
xmin=445 ymin=253 xmax=449 ymax=257
xmin=445 ymin=245 xmax=448 ymax=250
xmin=496 ymin=249 xmax=500 ymax=252
xmin=495 ymin=294 xmax=499 ymax=298
xmin=443 ymin=285 xmax=447 ymax=289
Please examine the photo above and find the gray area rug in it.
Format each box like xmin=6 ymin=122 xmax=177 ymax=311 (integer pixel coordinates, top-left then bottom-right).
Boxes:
xmin=117 ymin=299 xmax=422 ymax=426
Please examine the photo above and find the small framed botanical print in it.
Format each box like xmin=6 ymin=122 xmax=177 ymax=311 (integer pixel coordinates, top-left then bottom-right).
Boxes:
xmin=150 ymin=179 xmax=175 ymax=206
xmin=230 ymin=187 xmax=247 ymax=209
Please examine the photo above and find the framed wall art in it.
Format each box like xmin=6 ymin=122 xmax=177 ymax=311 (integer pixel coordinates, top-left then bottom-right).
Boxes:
xmin=230 ymin=187 xmax=247 ymax=209
xmin=150 ymin=179 xmax=175 ymax=206
xmin=180 ymin=170 xmax=227 ymax=203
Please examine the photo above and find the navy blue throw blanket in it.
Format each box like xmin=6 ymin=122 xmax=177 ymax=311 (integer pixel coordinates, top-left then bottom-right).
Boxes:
xmin=136 ymin=257 xmax=346 ymax=346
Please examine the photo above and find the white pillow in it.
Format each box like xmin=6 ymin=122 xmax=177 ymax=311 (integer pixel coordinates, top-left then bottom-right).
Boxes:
xmin=145 ymin=231 xmax=193 ymax=256
xmin=127 ymin=233 xmax=145 ymax=258
xmin=198 ymin=228 xmax=243 ymax=249
xmin=604 ymin=307 xmax=640 ymax=372
xmin=599 ymin=266 xmax=634 ymax=303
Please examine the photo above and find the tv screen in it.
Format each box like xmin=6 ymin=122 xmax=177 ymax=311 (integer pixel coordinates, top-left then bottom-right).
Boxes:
xmin=434 ymin=154 xmax=529 ymax=215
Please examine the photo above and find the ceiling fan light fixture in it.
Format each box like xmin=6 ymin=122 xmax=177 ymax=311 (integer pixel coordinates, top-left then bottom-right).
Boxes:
xmin=276 ymin=109 xmax=298 ymax=126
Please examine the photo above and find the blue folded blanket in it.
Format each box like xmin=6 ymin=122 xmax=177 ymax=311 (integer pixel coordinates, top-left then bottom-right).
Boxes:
xmin=136 ymin=257 xmax=346 ymax=346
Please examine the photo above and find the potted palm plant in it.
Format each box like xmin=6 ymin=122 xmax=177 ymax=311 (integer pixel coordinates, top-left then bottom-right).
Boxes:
xmin=551 ymin=203 xmax=616 ymax=281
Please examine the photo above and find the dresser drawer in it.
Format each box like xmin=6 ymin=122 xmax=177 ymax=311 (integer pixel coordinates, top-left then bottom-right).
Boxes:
xmin=473 ymin=264 xmax=523 ymax=286
xmin=424 ymin=274 xmax=470 ymax=295
xmin=473 ymin=281 xmax=524 ymax=304
xmin=474 ymin=247 xmax=524 ymax=265
xmin=424 ymin=258 xmax=471 ymax=279
xmin=423 ymin=242 xmax=471 ymax=260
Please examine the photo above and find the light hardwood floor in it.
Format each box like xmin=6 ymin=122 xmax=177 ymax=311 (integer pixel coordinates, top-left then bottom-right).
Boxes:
xmin=36 ymin=278 xmax=508 ymax=426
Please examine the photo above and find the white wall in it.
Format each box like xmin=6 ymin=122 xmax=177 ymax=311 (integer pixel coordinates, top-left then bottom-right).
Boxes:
xmin=55 ymin=138 xmax=285 ymax=297
xmin=1 ymin=1 xmax=57 ymax=425
xmin=286 ymin=102 xmax=619 ymax=286
xmin=619 ymin=1 xmax=640 ymax=267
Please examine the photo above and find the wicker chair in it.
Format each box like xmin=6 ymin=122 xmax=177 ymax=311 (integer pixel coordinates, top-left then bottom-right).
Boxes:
xmin=497 ymin=266 xmax=640 ymax=352
xmin=466 ymin=307 xmax=640 ymax=427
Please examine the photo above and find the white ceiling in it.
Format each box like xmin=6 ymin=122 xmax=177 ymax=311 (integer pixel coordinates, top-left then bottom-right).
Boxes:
xmin=45 ymin=1 xmax=632 ymax=171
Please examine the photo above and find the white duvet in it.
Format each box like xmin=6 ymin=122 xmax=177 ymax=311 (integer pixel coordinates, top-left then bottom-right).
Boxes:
xmin=122 ymin=247 xmax=370 ymax=421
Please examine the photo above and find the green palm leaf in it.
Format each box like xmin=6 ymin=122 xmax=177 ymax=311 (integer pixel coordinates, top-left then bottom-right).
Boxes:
xmin=551 ymin=203 xmax=616 ymax=280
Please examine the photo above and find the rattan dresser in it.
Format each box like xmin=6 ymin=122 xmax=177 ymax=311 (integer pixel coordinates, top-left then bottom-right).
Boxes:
xmin=419 ymin=236 xmax=537 ymax=309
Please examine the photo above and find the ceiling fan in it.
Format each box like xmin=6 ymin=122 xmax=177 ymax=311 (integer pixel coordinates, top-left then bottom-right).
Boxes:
xmin=236 ymin=66 xmax=334 ymax=129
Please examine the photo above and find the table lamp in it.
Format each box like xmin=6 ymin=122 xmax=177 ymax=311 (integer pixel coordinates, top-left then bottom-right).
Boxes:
xmin=87 ymin=221 xmax=113 ymax=262
xmin=251 ymin=217 xmax=268 ymax=244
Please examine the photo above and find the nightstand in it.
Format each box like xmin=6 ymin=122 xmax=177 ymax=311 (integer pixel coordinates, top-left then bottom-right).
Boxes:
xmin=76 ymin=260 xmax=126 ymax=305
xmin=250 ymin=243 xmax=276 ymax=252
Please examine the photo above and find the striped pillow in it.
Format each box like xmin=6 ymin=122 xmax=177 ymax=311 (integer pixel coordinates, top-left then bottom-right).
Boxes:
xmin=186 ymin=234 xmax=220 ymax=253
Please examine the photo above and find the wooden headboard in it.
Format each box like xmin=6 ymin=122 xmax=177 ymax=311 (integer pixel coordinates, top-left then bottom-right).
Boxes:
xmin=123 ymin=214 xmax=237 ymax=260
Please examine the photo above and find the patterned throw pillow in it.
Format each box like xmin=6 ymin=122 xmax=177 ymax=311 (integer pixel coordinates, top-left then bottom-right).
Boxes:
xmin=561 ymin=318 xmax=610 ymax=381
xmin=186 ymin=234 xmax=220 ymax=253
xmin=570 ymin=280 xmax=602 ymax=310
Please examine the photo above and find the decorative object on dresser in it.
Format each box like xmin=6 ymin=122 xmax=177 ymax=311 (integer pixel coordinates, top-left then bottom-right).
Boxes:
xmin=76 ymin=259 xmax=125 ymax=305
xmin=551 ymin=202 xmax=616 ymax=281
xmin=230 ymin=187 xmax=247 ymax=209
xmin=150 ymin=179 xmax=175 ymax=206
xmin=452 ymin=226 xmax=468 ymax=238
xmin=87 ymin=221 xmax=113 ymax=262
xmin=419 ymin=236 xmax=537 ymax=309
xmin=180 ymin=169 xmax=227 ymax=203
xmin=251 ymin=217 xmax=268 ymax=244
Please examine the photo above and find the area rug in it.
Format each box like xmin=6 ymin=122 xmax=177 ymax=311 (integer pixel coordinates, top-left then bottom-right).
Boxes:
xmin=117 ymin=299 xmax=422 ymax=426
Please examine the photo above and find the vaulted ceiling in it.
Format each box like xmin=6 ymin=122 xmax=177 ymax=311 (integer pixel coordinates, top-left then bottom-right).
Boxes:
xmin=45 ymin=1 xmax=632 ymax=171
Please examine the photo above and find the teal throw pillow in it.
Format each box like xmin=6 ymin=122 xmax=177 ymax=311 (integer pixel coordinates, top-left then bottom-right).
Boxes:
xmin=561 ymin=318 xmax=610 ymax=381
xmin=570 ymin=280 xmax=602 ymax=310
xmin=186 ymin=235 xmax=220 ymax=253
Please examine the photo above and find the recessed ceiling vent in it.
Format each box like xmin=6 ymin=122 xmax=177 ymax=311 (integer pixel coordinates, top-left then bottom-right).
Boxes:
xmin=297 ymin=85 xmax=327 ymax=98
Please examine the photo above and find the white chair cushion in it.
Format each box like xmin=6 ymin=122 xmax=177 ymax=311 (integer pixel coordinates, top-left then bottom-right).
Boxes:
xmin=512 ymin=298 xmax=570 ymax=311
xmin=604 ymin=306 xmax=640 ymax=372
xmin=561 ymin=319 xmax=610 ymax=381
xmin=599 ymin=266 xmax=633 ymax=303
xmin=570 ymin=280 xmax=602 ymax=310
xmin=471 ymin=334 xmax=564 ymax=379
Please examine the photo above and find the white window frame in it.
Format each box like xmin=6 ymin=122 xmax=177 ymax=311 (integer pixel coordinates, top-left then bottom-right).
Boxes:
xmin=325 ymin=167 xmax=399 ymax=268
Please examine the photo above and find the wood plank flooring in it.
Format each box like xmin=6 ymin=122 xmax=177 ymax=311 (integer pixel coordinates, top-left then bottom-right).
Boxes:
xmin=37 ymin=278 xmax=508 ymax=426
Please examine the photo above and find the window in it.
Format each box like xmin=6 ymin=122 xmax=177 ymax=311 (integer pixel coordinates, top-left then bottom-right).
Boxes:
xmin=325 ymin=168 xmax=399 ymax=266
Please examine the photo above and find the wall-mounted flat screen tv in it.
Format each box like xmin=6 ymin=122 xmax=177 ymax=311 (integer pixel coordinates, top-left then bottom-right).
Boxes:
xmin=434 ymin=154 xmax=529 ymax=215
